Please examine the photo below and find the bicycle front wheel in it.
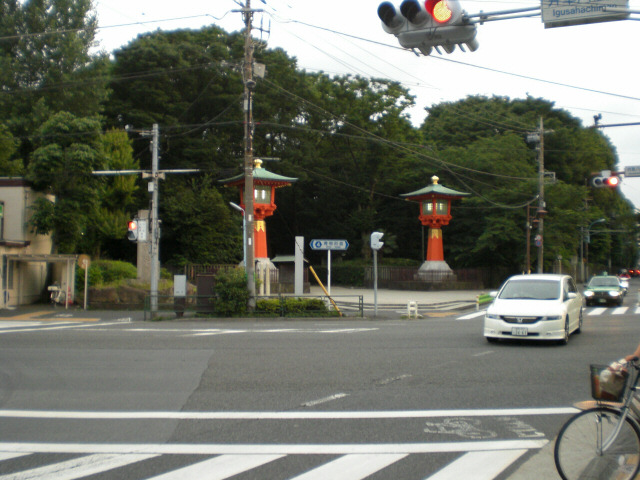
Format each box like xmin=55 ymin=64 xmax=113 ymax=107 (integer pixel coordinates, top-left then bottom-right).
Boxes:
xmin=554 ymin=407 xmax=640 ymax=480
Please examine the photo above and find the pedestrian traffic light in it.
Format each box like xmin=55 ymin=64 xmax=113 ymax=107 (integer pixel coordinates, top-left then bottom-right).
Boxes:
xmin=377 ymin=0 xmax=478 ymax=56
xmin=371 ymin=231 xmax=385 ymax=250
xmin=127 ymin=220 xmax=138 ymax=241
xmin=590 ymin=170 xmax=620 ymax=188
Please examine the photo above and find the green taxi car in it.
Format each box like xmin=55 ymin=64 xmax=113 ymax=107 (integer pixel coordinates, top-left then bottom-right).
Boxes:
xmin=583 ymin=275 xmax=625 ymax=306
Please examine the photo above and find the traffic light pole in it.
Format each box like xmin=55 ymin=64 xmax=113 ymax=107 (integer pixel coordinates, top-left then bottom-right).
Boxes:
xmin=94 ymin=126 xmax=199 ymax=317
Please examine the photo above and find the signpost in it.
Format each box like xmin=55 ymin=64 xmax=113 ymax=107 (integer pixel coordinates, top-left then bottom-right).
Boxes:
xmin=309 ymin=239 xmax=349 ymax=295
xmin=541 ymin=0 xmax=629 ymax=28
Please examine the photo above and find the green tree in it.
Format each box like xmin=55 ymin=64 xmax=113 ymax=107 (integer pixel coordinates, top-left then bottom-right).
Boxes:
xmin=27 ymin=111 xmax=104 ymax=253
xmin=0 ymin=0 xmax=110 ymax=161
xmin=0 ymin=123 xmax=22 ymax=175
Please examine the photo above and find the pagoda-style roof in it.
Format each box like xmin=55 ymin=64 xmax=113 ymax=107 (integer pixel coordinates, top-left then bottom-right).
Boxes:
xmin=401 ymin=176 xmax=469 ymax=199
xmin=219 ymin=159 xmax=298 ymax=187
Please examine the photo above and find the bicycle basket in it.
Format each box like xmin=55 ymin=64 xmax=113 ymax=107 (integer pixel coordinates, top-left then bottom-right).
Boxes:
xmin=591 ymin=364 xmax=629 ymax=402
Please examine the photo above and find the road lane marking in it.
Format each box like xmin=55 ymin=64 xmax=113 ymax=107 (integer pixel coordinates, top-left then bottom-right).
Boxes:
xmin=0 ymin=311 xmax=99 ymax=322
xmin=0 ymin=440 xmax=549 ymax=455
xmin=290 ymin=453 xmax=407 ymax=480
xmin=0 ymin=453 xmax=158 ymax=480
xmin=147 ymin=454 xmax=285 ymax=480
xmin=587 ymin=307 xmax=607 ymax=315
xmin=427 ymin=449 xmax=528 ymax=480
xmin=301 ymin=393 xmax=349 ymax=407
xmin=457 ymin=311 xmax=486 ymax=321
xmin=0 ymin=452 xmax=29 ymax=461
xmin=0 ymin=407 xmax=578 ymax=420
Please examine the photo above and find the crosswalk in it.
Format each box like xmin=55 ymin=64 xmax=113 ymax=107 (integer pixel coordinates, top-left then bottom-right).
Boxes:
xmin=0 ymin=440 xmax=546 ymax=479
xmin=0 ymin=407 xmax=574 ymax=479
xmin=457 ymin=305 xmax=640 ymax=321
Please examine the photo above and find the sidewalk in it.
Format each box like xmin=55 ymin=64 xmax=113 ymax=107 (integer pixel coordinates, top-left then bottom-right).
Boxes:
xmin=308 ymin=286 xmax=488 ymax=318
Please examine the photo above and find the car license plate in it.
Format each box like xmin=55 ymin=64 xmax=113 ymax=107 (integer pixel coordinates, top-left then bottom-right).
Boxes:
xmin=512 ymin=327 xmax=528 ymax=336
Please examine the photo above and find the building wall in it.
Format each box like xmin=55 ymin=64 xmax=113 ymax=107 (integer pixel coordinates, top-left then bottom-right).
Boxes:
xmin=0 ymin=178 xmax=54 ymax=307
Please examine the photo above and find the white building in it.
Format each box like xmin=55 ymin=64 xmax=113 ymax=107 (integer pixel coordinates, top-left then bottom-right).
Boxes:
xmin=0 ymin=178 xmax=76 ymax=308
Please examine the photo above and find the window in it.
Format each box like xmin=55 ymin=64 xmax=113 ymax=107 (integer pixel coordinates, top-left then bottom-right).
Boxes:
xmin=422 ymin=200 xmax=448 ymax=215
xmin=254 ymin=185 xmax=271 ymax=203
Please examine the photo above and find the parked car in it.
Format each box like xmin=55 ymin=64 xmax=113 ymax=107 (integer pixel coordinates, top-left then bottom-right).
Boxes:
xmin=583 ymin=275 xmax=626 ymax=306
xmin=483 ymin=274 xmax=583 ymax=345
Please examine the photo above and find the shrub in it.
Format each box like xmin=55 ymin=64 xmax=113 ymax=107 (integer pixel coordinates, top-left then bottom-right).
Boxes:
xmin=255 ymin=297 xmax=330 ymax=316
xmin=94 ymin=260 xmax=138 ymax=284
xmin=214 ymin=268 xmax=249 ymax=317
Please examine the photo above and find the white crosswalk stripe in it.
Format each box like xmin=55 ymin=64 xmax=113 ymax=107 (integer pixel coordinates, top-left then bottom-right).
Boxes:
xmin=147 ymin=454 xmax=285 ymax=480
xmin=427 ymin=449 xmax=528 ymax=480
xmin=585 ymin=306 xmax=640 ymax=315
xmin=0 ymin=453 xmax=158 ymax=480
xmin=0 ymin=446 xmax=545 ymax=480
xmin=290 ymin=453 xmax=408 ymax=480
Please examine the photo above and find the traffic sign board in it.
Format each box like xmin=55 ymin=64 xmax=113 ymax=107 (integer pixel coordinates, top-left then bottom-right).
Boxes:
xmin=541 ymin=0 xmax=628 ymax=28
xmin=309 ymin=239 xmax=349 ymax=251
xmin=625 ymin=166 xmax=640 ymax=177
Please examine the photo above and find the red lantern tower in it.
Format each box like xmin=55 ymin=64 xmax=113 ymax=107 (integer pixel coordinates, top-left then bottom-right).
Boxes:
xmin=401 ymin=176 xmax=469 ymax=277
xmin=220 ymin=159 xmax=297 ymax=262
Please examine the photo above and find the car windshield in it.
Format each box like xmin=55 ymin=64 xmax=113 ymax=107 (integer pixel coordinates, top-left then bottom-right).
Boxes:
xmin=498 ymin=279 xmax=561 ymax=300
xmin=588 ymin=277 xmax=620 ymax=288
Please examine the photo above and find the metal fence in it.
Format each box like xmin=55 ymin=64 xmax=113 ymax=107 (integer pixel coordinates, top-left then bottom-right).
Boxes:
xmin=363 ymin=266 xmax=503 ymax=289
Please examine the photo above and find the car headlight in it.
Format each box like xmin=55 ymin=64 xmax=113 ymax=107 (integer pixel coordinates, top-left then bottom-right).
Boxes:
xmin=584 ymin=291 xmax=594 ymax=297
xmin=485 ymin=313 xmax=501 ymax=320
xmin=609 ymin=291 xmax=620 ymax=297
xmin=541 ymin=315 xmax=562 ymax=321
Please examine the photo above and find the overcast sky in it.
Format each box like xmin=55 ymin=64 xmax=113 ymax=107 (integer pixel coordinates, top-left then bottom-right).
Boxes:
xmin=93 ymin=0 xmax=640 ymax=208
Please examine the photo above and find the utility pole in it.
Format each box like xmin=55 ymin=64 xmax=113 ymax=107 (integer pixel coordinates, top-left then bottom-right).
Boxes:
xmin=239 ymin=0 xmax=259 ymax=309
xmin=537 ymin=117 xmax=545 ymax=274
xmin=527 ymin=117 xmax=550 ymax=274
xmin=148 ymin=124 xmax=160 ymax=313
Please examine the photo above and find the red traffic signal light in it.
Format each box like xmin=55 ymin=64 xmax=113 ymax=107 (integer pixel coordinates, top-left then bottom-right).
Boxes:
xmin=425 ymin=0 xmax=454 ymax=23
xmin=127 ymin=220 xmax=138 ymax=241
xmin=604 ymin=176 xmax=620 ymax=187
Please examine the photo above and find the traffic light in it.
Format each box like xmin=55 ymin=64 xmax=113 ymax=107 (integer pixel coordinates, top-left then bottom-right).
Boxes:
xmin=590 ymin=170 xmax=620 ymax=188
xmin=127 ymin=220 xmax=138 ymax=241
xmin=370 ymin=231 xmax=385 ymax=250
xmin=377 ymin=0 xmax=478 ymax=56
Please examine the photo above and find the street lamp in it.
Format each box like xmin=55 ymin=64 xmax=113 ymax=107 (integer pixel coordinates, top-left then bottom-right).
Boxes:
xmin=229 ymin=202 xmax=247 ymax=268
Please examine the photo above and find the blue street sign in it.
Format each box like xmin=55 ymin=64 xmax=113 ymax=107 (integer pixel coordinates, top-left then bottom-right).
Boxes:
xmin=309 ymin=239 xmax=349 ymax=251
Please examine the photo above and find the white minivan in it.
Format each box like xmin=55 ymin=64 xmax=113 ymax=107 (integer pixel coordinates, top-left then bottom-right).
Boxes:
xmin=483 ymin=274 xmax=583 ymax=345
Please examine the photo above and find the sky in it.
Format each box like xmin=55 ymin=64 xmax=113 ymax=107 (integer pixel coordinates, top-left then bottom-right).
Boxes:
xmin=92 ymin=0 xmax=640 ymax=208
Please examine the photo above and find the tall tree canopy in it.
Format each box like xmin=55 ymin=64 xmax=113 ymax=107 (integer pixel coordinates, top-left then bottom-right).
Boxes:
xmin=0 ymin=13 xmax=635 ymax=275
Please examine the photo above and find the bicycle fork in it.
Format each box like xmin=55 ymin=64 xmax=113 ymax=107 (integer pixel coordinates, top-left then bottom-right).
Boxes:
xmin=596 ymin=408 xmax=631 ymax=455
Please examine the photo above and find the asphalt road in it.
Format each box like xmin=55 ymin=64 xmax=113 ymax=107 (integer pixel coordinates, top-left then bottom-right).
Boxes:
xmin=1 ymin=297 xmax=640 ymax=479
